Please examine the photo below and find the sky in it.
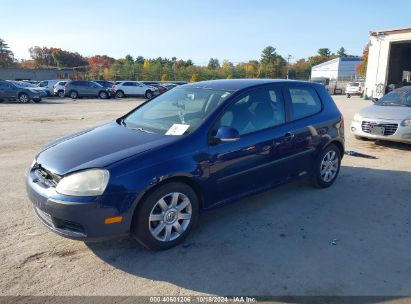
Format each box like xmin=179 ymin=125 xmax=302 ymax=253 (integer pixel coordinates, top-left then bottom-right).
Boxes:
xmin=1 ymin=0 xmax=410 ymax=65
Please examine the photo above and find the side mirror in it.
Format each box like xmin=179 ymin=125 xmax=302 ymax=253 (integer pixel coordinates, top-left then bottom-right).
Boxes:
xmin=214 ymin=126 xmax=240 ymax=143
xmin=371 ymin=97 xmax=379 ymax=102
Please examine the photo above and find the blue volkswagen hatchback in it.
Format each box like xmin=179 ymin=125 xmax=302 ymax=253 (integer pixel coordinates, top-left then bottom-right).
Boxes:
xmin=26 ymin=79 xmax=344 ymax=250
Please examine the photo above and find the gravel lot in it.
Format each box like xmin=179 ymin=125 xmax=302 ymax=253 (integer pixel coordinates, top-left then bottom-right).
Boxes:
xmin=0 ymin=95 xmax=410 ymax=299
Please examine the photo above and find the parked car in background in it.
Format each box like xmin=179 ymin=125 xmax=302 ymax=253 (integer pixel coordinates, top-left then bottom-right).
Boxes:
xmin=148 ymin=83 xmax=167 ymax=95
xmin=8 ymin=81 xmax=48 ymax=97
xmin=37 ymin=80 xmax=61 ymax=96
xmin=64 ymin=80 xmax=114 ymax=99
xmin=0 ymin=80 xmax=45 ymax=103
xmin=351 ymin=86 xmax=411 ymax=143
xmin=53 ymin=81 xmax=70 ymax=98
xmin=92 ymin=80 xmax=114 ymax=88
xmin=26 ymin=79 xmax=344 ymax=250
xmin=346 ymin=82 xmax=364 ymax=98
xmin=162 ymin=83 xmax=178 ymax=90
xmin=112 ymin=81 xmax=158 ymax=99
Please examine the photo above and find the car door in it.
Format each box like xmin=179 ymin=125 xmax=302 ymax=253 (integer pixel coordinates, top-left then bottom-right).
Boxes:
xmin=0 ymin=82 xmax=11 ymax=98
xmin=121 ymin=82 xmax=134 ymax=95
xmin=90 ymin=82 xmax=100 ymax=96
xmin=207 ymin=85 xmax=295 ymax=205
xmin=136 ymin=82 xmax=146 ymax=95
xmin=282 ymin=84 xmax=324 ymax=177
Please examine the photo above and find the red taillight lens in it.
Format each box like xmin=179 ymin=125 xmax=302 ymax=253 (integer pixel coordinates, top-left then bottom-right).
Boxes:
xmin=64 ymin=83 xmax=68 ymax=87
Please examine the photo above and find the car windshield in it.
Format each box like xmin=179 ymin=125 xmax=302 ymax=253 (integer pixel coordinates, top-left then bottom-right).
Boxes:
xmin=122 ymin=87 xmax=232 ymax=135
xmin=375 ymin=90 xmax=411 ymax=107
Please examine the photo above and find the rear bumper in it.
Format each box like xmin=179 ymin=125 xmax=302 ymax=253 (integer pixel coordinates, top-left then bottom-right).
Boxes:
xmin=351 ymin=119 xmax=411 ymax=143
xmin=25 ymin=169 xmax=130 ymax=241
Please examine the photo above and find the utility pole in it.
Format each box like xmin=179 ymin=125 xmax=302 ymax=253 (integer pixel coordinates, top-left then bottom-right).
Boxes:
xmin=286 ymin=54 xmax=292 ymax=79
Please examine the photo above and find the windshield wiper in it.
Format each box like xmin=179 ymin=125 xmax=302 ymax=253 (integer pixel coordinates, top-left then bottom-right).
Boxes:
xmin=128 ymin=127 xmax=156 ymax=134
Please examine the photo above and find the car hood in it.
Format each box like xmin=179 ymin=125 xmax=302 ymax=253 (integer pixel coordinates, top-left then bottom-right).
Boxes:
xmin=36 ymin=121 xmax=176 ymax=175
xmin=359 ymin=105 xmax=411 ymax=120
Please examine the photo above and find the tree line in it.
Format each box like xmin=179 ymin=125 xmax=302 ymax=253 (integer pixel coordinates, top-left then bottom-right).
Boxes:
xmin=0 ymin=38 xmax=365 ymax=81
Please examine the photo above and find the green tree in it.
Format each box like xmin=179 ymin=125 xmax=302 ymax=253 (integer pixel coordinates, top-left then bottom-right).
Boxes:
xmin=0 ymin=38 xmax=15 ymax=67
xmin=318 ymin=48 xmax=331 ymax=58
xmin=337 ymin=47 xmax=347 ymax=57
xmin=207 ymin=58 xmax=220 ymax=70
xmin=260 ymin=46 xmax=277 ymax=64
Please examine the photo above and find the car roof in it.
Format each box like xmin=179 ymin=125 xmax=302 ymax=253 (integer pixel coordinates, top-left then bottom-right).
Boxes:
xmin=182 ymin=79 xmax=312 ymax=92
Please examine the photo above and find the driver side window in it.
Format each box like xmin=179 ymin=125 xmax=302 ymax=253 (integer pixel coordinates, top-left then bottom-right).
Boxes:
xmin=215 ymin=86 xmax=285 ymax=136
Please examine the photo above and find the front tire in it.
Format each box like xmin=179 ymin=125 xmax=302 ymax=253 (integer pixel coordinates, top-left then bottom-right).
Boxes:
xmin=346 ymin=94 xmax=351 ymax=98
xmin=18 ymin=93 xmax=30 ymax=103
xmin=115 ymin=90 xmax=125 ymax=98
xmin=69 ymin=91 xmax=78 ymax=99
xmin=131 ymin=182 xmax=199 ymax=250
xmin=312 ymin=144 xmax=341 ymax=188
xmin=33 ymin=98 xmax=41 ymax=103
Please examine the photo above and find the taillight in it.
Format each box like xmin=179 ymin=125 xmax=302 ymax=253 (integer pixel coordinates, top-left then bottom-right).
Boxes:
xmin=112 ymin=85 xmax=116 ymax=89
xmin=64 ymin=83 xmax=68 ymax=87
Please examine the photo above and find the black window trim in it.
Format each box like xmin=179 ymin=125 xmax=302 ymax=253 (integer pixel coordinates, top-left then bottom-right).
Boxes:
xmin=283 ymin=84 xmax=324 ymax=123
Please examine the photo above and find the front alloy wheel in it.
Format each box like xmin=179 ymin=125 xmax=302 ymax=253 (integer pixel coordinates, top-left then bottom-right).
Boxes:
xmin=132 ymin=182 xmax=199 ymax=250
xmin=19 ymin=93 xmax=29 ymax=103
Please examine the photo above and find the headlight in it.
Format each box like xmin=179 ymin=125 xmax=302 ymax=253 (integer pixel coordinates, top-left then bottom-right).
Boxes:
xmin=402 ymin=119 xmax=411 ymax=127
xmin=31 ymin=159 xmax=36 ymax=168
xmin=56 ymin=169 xmax=110 ymax=196
xmin=353 ymin=113 xmax=362 ymax=122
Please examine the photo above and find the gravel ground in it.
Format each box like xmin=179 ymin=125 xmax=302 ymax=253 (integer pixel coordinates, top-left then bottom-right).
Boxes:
xmin=0 ymin=95 xmax=410 ymax=299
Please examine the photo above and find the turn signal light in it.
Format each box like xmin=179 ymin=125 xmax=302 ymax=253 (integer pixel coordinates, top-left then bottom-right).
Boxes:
xmin=104 ymin=216 xmax=123 ymax=224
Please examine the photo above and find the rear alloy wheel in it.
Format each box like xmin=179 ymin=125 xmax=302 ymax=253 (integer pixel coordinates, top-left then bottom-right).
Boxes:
xmin=33 ymin=98 xmax=41 ymax=103
xmin=145 ymin=90 xmax=153 ymax=99
xmin=312 ymin=144 xmax=341 ymax=188
xmin=99 ymin=91 xmax=108 ymax=99
xmin=18 ymin=93 xmax=29 ymax=103
xmin=132 ymin=182 xmax=199 ymax=250
xmin=58 ymin=90 xmax=65 ymax=98
xmin=70 ymin=91 xmax=78 ymax=99
xmin=115 ymin=91 xmax=125 ymax=98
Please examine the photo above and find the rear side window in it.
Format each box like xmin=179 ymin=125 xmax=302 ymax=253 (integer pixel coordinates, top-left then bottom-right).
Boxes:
xmin=287 ymin=86 xmax=322 ymax=120
xmin=123 ymin=82 xmax=134 ymax=86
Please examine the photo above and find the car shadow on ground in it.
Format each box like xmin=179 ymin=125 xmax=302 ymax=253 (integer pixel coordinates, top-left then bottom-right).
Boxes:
xmin=87 ymin=166 xmax=411 ymax=300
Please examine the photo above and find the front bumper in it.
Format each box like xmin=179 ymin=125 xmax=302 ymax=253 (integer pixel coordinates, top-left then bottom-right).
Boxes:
xmin=26 ymin=168 xmax=130 ymax=240
xmin=351 ymin=119 xmax=411 ymax=143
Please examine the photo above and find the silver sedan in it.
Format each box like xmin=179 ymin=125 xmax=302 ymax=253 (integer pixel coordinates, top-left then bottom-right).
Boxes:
xmin=351 ymin=86 xmax=411 ymax=143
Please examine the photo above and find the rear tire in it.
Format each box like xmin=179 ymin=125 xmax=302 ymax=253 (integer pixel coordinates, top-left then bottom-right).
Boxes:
xmin=99 ymin=91 xmax=108 ymax=99
xmin=58 ymin=90 xmax=65 ymax=98
xmin=131 ymin=182 xmax=199 ymax=250
xmin=69 ymin=91 xmax=78 ymax=99
xmin=346 ymin=94 xmax=351 ymax=98
xmin=312 ymin=144 xmax=341 ymax=188
xmin=33 ymin=98 xmax=41 ymax=103
xmin=145 ymin=90 xmax=153 ymax=99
